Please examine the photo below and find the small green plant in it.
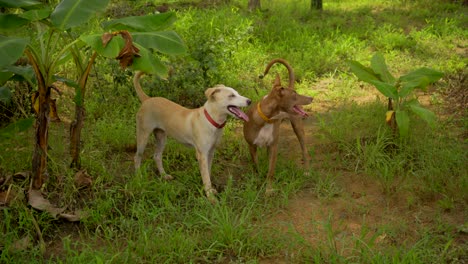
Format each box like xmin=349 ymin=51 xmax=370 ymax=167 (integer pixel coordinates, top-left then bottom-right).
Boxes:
xmin=348 ymin=53 xmax=444 ymax=138
xmin=313 ymin=173 xmax=342 ymax=200
xmin=437 ymin=195 xmax=455 ymax=212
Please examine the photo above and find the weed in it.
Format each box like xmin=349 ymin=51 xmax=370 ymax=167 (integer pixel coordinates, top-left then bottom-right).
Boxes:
xmin=313 ymin=172 xmax=343 ymax=200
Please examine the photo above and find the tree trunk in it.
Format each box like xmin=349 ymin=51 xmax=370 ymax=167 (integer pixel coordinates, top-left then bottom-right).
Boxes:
xmin=70 ymin=106 xmax=84 ymax=169
xmin=311 ymin=0 xmax=323 ymax=10
xmin=70 ymin=52 xmax=97 ymax=169
xmin=26 ymin=50 xmax=50 ymax=190
xmin=248 ymin=0 xmax=261 ymax=11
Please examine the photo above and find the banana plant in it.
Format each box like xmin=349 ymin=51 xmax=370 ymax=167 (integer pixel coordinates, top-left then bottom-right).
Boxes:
xmin=348 ymin=53 xmax=443 ymax=138
xmin=69 ymin=12 xmax=187 ymax=168
xmin=0 ymin=0 xmax=111 ymax=189
xmin=0 ymin=0 xmax=186 ymax=188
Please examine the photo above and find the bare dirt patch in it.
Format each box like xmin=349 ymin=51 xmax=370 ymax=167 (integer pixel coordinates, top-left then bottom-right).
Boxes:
xmin=259 ymin=93 xmax=467 ymax=261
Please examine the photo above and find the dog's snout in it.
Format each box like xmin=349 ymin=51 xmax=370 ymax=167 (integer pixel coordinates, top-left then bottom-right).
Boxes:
xmin=247 ymin=99 xmax=252 ymax=105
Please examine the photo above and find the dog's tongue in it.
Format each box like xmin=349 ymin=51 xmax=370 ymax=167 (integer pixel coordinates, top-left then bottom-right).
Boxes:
xmin=228 ymin=106 xmax=249 ymax=122
xmin=293 ymin=106 xmax=309 ymax=117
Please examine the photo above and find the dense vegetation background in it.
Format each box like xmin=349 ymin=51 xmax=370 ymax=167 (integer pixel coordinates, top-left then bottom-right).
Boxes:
xmin=1 ymin=0 xmax=466 ymax=263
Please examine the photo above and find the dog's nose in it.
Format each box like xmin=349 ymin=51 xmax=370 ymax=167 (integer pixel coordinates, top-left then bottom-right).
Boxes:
xmin=247 ymin=99 xmax=252 ymax=105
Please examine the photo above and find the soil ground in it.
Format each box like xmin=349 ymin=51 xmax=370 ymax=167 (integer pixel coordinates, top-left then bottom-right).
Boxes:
xmin=255 ymin=91 xmax=467 ymax=262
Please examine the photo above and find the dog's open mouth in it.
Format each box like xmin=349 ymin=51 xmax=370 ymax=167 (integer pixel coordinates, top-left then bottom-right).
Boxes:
xmin=228 ymin=106 xmax=249 ymax=122
xmin=292 ymin=105 xmax=309 ymax=117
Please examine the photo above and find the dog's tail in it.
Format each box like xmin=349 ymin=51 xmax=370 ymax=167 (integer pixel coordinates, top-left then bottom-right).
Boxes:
xmin=259 ymin=58 xmax=295 ymax=89
xmin=133 ymin=71 xmax=150 ymax=102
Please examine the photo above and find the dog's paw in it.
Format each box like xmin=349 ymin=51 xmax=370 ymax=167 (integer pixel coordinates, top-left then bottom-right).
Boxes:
xmin=265 ymin=187 xmax=276 ymax=197
xmin=207 ymin=195 xmax=218 ymax=204
xmin=162 ymin=174 xmax=174 ymax=180
xmin=206 ymin=187 xmax=218 ymax=195
xmin=206 ymin=188 xmax=218 ymax=204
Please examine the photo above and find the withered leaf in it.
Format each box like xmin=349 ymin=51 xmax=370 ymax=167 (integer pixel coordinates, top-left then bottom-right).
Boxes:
xmin=31 ymin=92 xmax=61 ymax=121
xmin=28 ymin=189 xmax=65 ymax=218
xmin=14 ymin=171 xmax=30 ymax=179
xmin=0 ymin=191 xmax=9 ymax=206
xmin=31 ymin=91 xmax=39 ymax=114
xmin=28 ymin=190 xmax=87 ymax=221
xmin=74 ymin=169 xmax=92 ymax=188
xmin=59 ymin=211 xmax=87 ymax=222
xmin=116 ymin=30 xmax=140 ymax=68
xmin=101 ymin=32 xmax=114 ymax=47
xmin=0 ymin=186 xmax=24 ymax=207
xmin=8 ymin=236 xmax=32 ymax=253
xmin=49 ymin=99 xmax=61 ymax=122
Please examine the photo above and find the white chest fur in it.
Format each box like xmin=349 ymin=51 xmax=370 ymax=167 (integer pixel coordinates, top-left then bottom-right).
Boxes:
xmin=253 ymin=124 xmax=274 ymax=147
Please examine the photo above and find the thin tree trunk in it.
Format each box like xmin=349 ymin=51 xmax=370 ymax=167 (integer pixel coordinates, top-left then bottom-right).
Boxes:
xmin=70 ymin=106 xmax=84 ymax=169
xmin=311 ymin=0 xmax=323 ymax=10
xmin=248 ymin=0 xmax=261 ymax=11
xmin=26 ymin=50 xmax=49 ymax=190
xmin=70 ymin=52 xmax=97 ymax=169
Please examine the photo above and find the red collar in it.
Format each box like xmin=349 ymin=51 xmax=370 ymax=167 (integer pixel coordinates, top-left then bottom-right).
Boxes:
xmin=204 ymin=109 xmax=226 ymax=129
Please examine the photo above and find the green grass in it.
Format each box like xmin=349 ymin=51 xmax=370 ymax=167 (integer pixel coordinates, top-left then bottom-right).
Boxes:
xmin=1 ymin=0 xmax=467 ymax=263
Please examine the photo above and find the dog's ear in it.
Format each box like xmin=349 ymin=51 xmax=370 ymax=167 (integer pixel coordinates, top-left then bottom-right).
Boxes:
xmin=205 ymin=87 xmax=220 ymax=100
xmin=273 ymin=73 xmax=282 ymax=87
xmin=277 ymin=87 xmax=287 ymax=97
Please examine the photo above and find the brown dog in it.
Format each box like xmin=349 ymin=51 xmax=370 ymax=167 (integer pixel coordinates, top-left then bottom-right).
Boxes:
xmin=243 ymin=59 xmax=313 ymax=194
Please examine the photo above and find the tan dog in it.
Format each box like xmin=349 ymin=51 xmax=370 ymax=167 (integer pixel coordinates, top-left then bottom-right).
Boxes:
xmin=243 ymin=59 xmax=313 ymax=194
xmin=133 ymin=71 xmax=251 ymax=203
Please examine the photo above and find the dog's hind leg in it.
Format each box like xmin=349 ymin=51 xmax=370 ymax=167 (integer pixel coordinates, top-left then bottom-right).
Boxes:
xmin=153 ymin=129 xmax=173 ymax=180
xmin=290 ymin=116 xmax=310 ymax=171
xmin=135 ymin=125 xmax=151 ymax=170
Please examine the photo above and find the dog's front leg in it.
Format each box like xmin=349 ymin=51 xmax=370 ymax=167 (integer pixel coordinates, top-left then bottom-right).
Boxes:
xmin=290 ymin=116 xmax=310 ymax=171
xmin=196 ymin=149 xmax=217 ymax=204
xmin=248 ymin=144 xmax=259 ymax=172
xmin=207 ymin=147 xmax=215 ymax=172
xmin=265 ymin=143 xmax=278 ymax=196
xmin=265 ymin=123 xmax=281 ymax=196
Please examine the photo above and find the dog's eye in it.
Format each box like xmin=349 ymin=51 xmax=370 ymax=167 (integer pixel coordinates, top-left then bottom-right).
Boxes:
xmin=229 ymin=94 xmax=236 ymax=98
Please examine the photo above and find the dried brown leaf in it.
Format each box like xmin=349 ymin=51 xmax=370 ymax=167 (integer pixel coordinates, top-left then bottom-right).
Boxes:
xmin=28 ymin=190 xmax=87 ymax=221
xmin=116 ymin=31 xmax=140 ymax=68
xmin=101 ymin=32 xmax=114 ymax=47
xmin=74 ymin=169 xmax=92 ymax=188
xmin=28 ymin=189 xmax=64 ymax=218
xmin=0 ymin=191 xmax=9 ymax=206
xmin=31 ymin=93 xmax=61 ymax=121
xmin=31 ymin=91 xmax=39 ymax=114
xmin=49 ymin=99 xmax=61 ymax=122
xmin=59 ymin=211 xmax=87 ymax=222
xmin=1 ymin=186 xmax=12 ymax=206
xmin=9 ymin=236 xmax=32 ymax=253
xmin=13 ymin=171 xmax=30 ymax=179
